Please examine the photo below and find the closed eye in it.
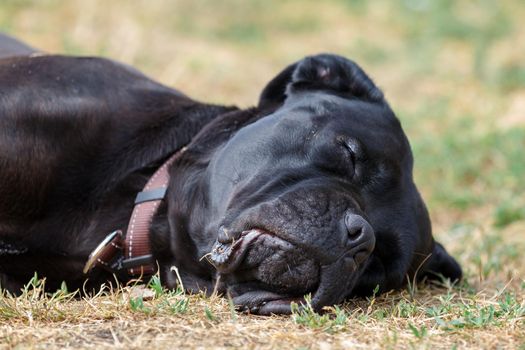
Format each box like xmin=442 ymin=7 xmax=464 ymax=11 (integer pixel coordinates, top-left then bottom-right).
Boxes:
xmin=337 ymin=135 xmax=359 ymax=161
xmin=310 ymin=136 xmax=358 ymax=178
xmin=342 ymin=140 xmax=357 ymax=168
xmin=315 ymin=136 xmax=354 ymax=178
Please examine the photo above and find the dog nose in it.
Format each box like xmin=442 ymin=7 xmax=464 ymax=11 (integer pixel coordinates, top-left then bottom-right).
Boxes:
xmin=344 ymin=213 xmax=375 ymax=264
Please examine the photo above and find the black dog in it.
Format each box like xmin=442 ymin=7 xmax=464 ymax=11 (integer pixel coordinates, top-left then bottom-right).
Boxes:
xmin=0 ymin=34 xmax=461 ymax=314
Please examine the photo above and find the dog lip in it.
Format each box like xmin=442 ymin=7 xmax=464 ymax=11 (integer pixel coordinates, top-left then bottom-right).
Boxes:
xmin=232 ymin=254 xmax=358 ymax=315
xmin=210 ymin=228 xmax=269 ymax=273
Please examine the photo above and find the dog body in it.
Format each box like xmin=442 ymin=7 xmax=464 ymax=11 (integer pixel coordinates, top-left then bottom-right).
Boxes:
xmin=0 ymin=35 xmax=461 ymax=314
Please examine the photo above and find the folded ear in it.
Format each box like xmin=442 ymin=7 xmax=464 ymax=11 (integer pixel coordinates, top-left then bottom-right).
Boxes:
xmin=258 ymin=61 xmax=298 ymax=109
xmin=421 ymin=241 xmax=462 ymax=283
xmin=258 ymin=53 xmax=384 ymax=109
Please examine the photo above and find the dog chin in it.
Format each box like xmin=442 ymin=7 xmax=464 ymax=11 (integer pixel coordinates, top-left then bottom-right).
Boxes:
xmin=226 ymin=252 xmax=362 ymax=315
xmin=208 ymin=229 xmax=368 ymax=314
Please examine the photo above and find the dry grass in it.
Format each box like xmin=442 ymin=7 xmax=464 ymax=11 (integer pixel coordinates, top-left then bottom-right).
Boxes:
xmin=0 ymin=270 xmax=523 ymax=349
xmin=1 ymin=1 xmax=524 ymax=349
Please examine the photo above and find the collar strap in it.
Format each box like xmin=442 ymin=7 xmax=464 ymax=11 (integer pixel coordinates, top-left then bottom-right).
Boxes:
xmin=83 ymin=147 xmax=187 ymax=277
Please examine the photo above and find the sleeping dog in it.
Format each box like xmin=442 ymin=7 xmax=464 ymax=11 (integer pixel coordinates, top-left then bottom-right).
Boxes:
xmin=0 ymin=34 xmax=461 ymax=314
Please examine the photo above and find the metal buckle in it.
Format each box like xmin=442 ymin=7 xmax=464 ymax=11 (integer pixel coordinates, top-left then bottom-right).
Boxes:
xmin=83 ymin=230 xmax=121 ymax=274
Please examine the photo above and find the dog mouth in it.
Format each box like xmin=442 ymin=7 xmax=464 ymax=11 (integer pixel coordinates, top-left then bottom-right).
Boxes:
xmin=209 ymin=228 xmax=267 ymax=274
xmin=208 ymin=228 xmax=361 ymax=315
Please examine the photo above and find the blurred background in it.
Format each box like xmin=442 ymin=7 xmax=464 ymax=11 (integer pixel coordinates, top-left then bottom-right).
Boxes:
xmin=1 ymin=0 xmax=524 ymax=286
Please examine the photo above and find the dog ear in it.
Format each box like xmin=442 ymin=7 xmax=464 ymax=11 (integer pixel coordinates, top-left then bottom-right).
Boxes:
xmin=258 ymin=62 xmax=299 ymax=109
xmin=258 ymin=54 xmax=384 ymax=109
xmin=421 ymin=241 xmax=462 ymax=283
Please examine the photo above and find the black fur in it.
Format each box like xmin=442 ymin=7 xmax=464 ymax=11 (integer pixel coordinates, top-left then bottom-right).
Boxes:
xmin=0 ymin=34 xmax=461 ymax=314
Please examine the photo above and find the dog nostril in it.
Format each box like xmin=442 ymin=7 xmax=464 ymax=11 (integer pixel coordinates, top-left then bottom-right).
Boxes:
xmin=344 ymin=213 xmax=375 ymax=264
xmin=345 ymin=213 xmax=368 ymax=242
xmin=347 ymin=225 xmax=362 ymax=240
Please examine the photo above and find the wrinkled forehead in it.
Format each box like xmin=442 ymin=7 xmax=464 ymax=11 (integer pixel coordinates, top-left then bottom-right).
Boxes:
xmin=216 ymin=93 xmax=410 ymax=168
xmin=267 ymin=93 xmax=409 ymax=154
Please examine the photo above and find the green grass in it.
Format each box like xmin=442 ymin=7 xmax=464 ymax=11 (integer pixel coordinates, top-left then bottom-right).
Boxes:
xmin=411 ymin=123 xmax=525 ymax=214
xmin=290 ymin=286 xmax=525 ymax=334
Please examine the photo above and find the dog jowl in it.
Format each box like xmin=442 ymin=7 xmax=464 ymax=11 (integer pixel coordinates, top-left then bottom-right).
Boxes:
xmin=0 ymin=38 xmax=461 ymax=314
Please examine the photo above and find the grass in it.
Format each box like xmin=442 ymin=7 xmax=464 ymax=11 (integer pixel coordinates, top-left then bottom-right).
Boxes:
xmin=1 ymin=0 xmax=524 ymax=348
xmin=1 ymin=274 xmax=523 ymax=348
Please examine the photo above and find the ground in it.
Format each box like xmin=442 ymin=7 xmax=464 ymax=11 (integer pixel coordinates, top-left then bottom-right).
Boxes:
xmin=0 ymin=0 xmax=524 ymax=349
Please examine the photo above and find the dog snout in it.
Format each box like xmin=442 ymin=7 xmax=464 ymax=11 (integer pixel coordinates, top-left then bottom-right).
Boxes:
xmin=344 ymin=213 xmax=375 ymax=264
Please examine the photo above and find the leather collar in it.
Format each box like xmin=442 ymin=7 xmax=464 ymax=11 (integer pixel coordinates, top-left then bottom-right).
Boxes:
xmin=83 ymin=147 xmax=187 ymax=278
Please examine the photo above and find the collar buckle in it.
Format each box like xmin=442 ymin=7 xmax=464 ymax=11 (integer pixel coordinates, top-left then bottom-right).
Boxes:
xmin=83 ymin=230 xmax=123 ymax=274
xmin=83 ymin=230 xmax=157 ymax=277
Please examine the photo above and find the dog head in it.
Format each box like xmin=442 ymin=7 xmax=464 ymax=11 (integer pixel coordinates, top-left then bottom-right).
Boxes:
xmin=160 ymin=54 xmax=461 ymax=314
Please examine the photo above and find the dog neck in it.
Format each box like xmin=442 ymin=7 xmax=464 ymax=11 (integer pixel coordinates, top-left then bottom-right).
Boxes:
xmin=83 ymin=147 xmax=188 ymax=278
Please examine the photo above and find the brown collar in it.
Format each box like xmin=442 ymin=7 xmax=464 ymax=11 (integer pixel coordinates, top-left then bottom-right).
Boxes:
xmin=83 ymin=147 xmax=187 ymax=278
